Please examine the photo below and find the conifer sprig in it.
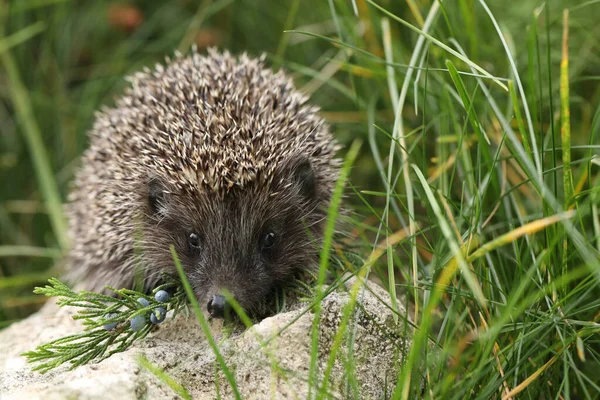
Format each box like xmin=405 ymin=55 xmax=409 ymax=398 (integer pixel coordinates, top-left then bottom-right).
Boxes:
xmin=22 ymin=276 xmax=187 ymax=373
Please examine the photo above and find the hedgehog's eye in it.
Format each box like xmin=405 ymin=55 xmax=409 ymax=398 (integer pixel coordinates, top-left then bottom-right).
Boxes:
xmin=260 ymin=232 xmax=276 ymax=250
xmin=188 ymin=232 xmax=201 ymax=250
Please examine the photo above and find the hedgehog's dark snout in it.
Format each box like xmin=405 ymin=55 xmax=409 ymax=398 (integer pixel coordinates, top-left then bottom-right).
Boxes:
xmin=207 ymin=294 xmax=230 ymax=319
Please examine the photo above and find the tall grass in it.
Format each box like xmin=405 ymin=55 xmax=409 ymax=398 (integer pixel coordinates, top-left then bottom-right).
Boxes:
xmin=1 ymin=0 xmax=599 ymax=398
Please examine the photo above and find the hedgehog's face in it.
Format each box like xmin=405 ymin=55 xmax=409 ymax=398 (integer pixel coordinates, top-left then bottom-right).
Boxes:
xmin=142 ymin=158 xmax=326 ymax=318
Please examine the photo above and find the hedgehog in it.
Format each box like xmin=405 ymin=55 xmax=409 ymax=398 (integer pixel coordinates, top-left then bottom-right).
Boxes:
xmin=66 ymin=49 xmax=340 ymax=318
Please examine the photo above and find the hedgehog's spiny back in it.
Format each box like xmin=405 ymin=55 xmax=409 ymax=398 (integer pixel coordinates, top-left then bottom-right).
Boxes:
xmin=91 ymin=49 xmax=338 ymax=194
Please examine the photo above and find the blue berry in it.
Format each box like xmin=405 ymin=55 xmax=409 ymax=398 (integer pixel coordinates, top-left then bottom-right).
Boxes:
xmin=150 ymin=307 xmax=167 ymax=324
xmin=137 ymin=297 xmax=150 ymax=307
xmin=154 ymin=290 xmax=169 ymax=303
xmin=103 ymin=313 xmax=118 ymax=331
xmin=130 ymin=314 xmax=147 ymax=332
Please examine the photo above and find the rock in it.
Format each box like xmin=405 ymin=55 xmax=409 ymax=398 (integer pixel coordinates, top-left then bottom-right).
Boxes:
xmin=0 ymin=277 xmax=410 ymax=399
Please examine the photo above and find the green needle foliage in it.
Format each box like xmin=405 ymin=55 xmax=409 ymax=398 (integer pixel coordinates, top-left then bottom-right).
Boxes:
xmin=22 ymin=276 xmax=187 ymax=373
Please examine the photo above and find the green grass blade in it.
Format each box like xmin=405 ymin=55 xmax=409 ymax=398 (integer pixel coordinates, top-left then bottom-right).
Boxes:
xmin=560 ymin=10 xmax=574 ymax=207
xmin=170 ymin=245 xmax=241 ymax=400
xmin=412 ymin=165 xmax=486 ymax=306
xmin=308 ymin=140 xmax=361 ymax=399
xmin=477 ymin=0 xmax=541 ymax=177
xmin=0 ymin=246 xmax=63 ymax=258
xmin=381 ymin=17 xmax=399 ymax=324
xmin=1 ymin=47 xmax=68 ymax=249
xmin=381 ymin=0 xmax=443 ymax=335
xmin=0 ymin=272 xmax=54 ymax=289
xmin=508 ymin=80 xmax=533 ymax=159
xmin=274 ymin=0 xmax=300 ymax=69
xmin=138 ymin=355 xmax=192 ymax=400
xmin=394 ymin=165 xmax=485 ymax=400
xmin=365 ymin=0 xmax=508 ymax=91
xmin=0 ymin=21 xmax=45 ymax=55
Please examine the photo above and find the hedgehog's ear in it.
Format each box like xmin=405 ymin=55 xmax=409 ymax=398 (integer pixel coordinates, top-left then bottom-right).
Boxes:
xmin=147 ymin=178 xmax=167 ymax=214
xmin=291 ymin=158 xmax=316 ymax=199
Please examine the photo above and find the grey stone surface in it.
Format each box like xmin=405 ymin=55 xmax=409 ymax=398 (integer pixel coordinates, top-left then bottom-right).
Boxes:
xmin=0 ymin=277 xmax=409 ymax=399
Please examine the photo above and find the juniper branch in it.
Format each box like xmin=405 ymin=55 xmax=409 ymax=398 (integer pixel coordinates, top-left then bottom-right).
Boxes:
xmin=22 ymin=275 xmax=187 ymax=373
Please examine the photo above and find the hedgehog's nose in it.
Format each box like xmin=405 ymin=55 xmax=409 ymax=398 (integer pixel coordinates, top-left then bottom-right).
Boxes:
xmin=207 ymin=294 xmax=229 ymax=318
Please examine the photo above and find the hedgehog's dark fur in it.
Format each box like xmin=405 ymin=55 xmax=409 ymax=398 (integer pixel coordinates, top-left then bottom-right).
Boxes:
xmin=66 ymin=49 xmax=340 ymax=315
